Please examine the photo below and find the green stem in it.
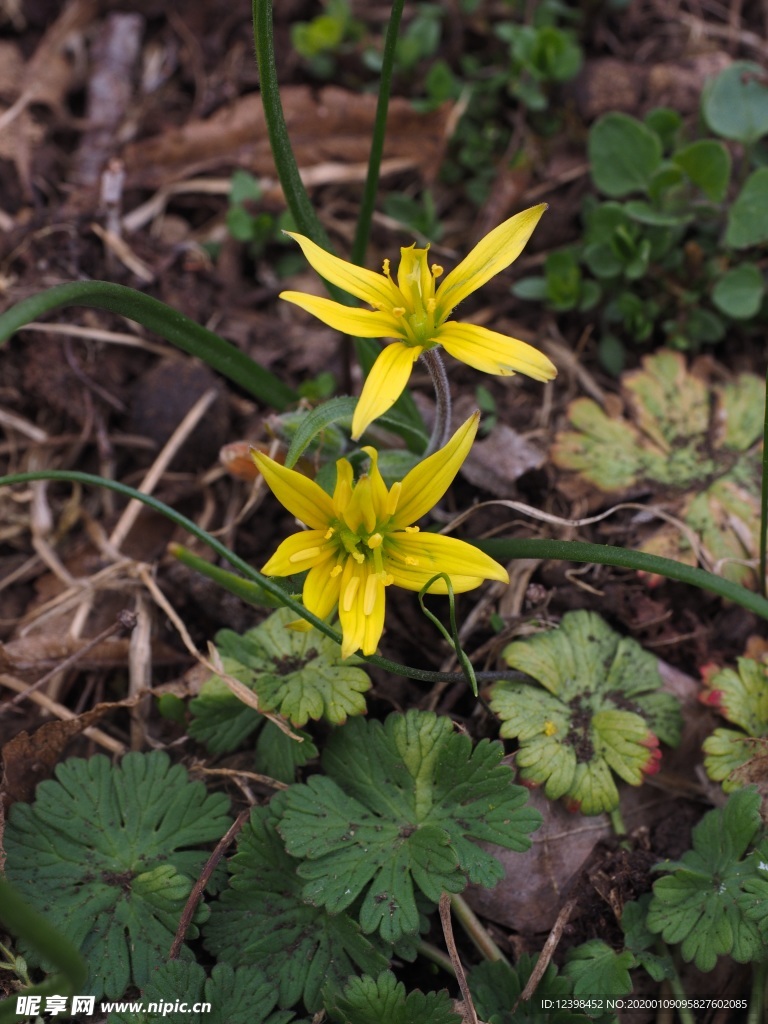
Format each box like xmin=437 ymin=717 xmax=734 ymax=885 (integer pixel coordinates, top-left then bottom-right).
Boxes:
xmin=251 ymin=0 xmax=427 ymax=447
xmin=416 ymin=940 xmax=456 ymax=977
xmin=475 ymin=537 xmax=768 ymax=621
xmin=0 ymin=281 xmax=296 ymax=409
xmin=608 ymin=807 xmax=626 ymax=838
xmin=350 ymin=0 xmax=406 ymax=265
xmin=747 ymin=959 xmax=767 ymax=1024
xmin=0 ymin=469 xmax=499 ymax=684
xmin=760 ymin=362 xmax=768 ymax=598
xmin=653 ymin=940 xmax=695 ymax=1024
xmin=423 ymin=349 xmax=452 ymax=456
xmin=450 ymin=893 xmax=510 ymax=966
xmin=252 ymin=0 xmax=331 ymax=249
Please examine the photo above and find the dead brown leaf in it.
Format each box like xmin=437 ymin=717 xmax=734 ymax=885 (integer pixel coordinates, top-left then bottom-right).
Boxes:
xmin=122 ymin=86 xmax=451 ymax=188
xmin=1 ymin=695 xmax=139 ymax=804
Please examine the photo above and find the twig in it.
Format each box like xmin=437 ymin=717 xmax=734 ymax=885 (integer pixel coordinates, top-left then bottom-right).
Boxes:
xmin=439 ymin=892 xmax=479 ymax=1024
xmin=168 ymin=807 xmax=251 ymax=960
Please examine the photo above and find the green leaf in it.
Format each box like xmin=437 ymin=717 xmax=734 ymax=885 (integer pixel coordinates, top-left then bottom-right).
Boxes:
xmin=107 ymin=960 xmax=301 ymax=1024
xmin=470 ymin=956 xmax=591 ymax=1023
xmin=203 ymin=803 xmax=389 ymax=1013
xmin=646 ymin=788 xmax=766 ymax=971
xmin=4 ymin=752 xmax=231 ymax=999
xmin=620 ymin=895 xmax=675 ymax=983
xmin=701 ymin=656 xmax=768 ymax=790
xmin=673 ymin=140 xmax=731 ymax=202
xmin=0 ymin=282 xmax=296 ymax=409
xmin=277 ymin=711 xmax=541 ymax=943
xmin=726 ymin=168 xmax=768 ymax=249
xmin=492 ymin=611 xmax=681 ymax=814
xmin=563 ymin=941 xmax=635 ymax=998
xmin=712 ymin=264 xmax=764 ymax=320
xmin=623 ymin=200 xmax=691 ymax=227
xmin=324 ymin=970 xmax=461 ymax=1024
xmin=551 ymin=350 xmax=766 ymax=588
xmin=588 ymin=113 xmax=662 ymax=197
xmin=738 ymin=838 xmax=768 ymax=940
xmin=189 ymin=607 xmax=371 ymax=738
xmin=284 ymin=397 xmax=355 ymax=468
xmin=703 ymin=61 xmax=768 ymax=145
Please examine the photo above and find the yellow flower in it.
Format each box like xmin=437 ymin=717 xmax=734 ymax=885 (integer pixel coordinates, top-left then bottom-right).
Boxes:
xmin=280 ymin=204 xmax=557 ymax=439
xmin=252 ymin=413 xmax=508 ymax=660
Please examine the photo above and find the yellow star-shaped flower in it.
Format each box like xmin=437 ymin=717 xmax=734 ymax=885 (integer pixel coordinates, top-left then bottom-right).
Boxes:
xmin=280 ymin=204 xmax=557 ymax=439
xmin=252 ymin=413 xmax=508 ymax=660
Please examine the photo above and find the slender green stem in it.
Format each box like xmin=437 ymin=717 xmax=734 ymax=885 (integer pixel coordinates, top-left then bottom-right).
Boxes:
xmin=450 ymin=893 xmax=510 ymax=966
xmin=0 ymin=281 xmax=296 ymax=408
xmin=252 ymin=0 xmax=331 ymax=250
xmin=251 ymin=0 xmax=427 ymax=446
xmin=423 ymin=349 xmax=452 ymax=456
xmin=747 ymin=960 xmax=767 ymax=1024
xmin=0 ymin=469 xmax=497 ymax=684
xmin=608 ymin=807 xmax=626 ymax=838
xmin=475 ymin=537 xmax=768 ymax=621
xmin=416 ymin=940 xmax=456 ymax=977
xmin=760 ymin=362 xmax=768 ymax=598
xmin=653 ymin=940 xmax=695 ymax=1024
xmin=351 ymin=0 xmax=406 ymax=265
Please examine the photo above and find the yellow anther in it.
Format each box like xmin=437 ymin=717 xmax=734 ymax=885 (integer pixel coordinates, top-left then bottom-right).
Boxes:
xmin=324 ymin=527 xmax=335 ymax=539
xmin=352 ymin=550 xmax=365 ymax=564
xmin=431 ymin=264 xmax=443 ymax=278
xmin=330 ymin=564 xmax=343 ymax=578
xmin=342 ymin=576 xmax=360 ymax=611
xmin=367 ymin=533 xmax=384 ymax=549
xmin=405 ymin=525 xmax=420 ymax=533
xmin=392 ymin=306 xmax=406 ymax=317
xmin=363 ymin=573 xmax=378 ymax=615
xmin=382 ymin=258 xmax=391 ymax=276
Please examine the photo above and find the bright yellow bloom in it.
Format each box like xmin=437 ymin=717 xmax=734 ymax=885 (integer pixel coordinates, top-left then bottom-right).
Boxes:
xmin=252 ymin=413 xmax=508 ymax=660
xmin=280 ymin=204 xmax=557 ymax=439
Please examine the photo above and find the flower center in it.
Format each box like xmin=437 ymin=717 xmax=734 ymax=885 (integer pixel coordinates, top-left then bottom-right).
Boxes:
xmin=383 ymin=246 xmax=444 ymax=348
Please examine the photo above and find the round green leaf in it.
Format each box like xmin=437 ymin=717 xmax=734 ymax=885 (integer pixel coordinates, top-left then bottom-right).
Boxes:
xmin=725 ymin=168 xmax=768 ymax=248
xmin=703 ymin=61 xmax=768 ymax=144
xmin=588 ymin=113 xmax=662 ymax=197
xmin=712 ymin=264 xmax=764 ymax=319
xmin=673 ymin=140 xmax=731 ymax=202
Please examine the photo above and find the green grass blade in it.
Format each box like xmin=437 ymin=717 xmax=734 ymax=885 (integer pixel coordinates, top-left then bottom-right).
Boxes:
xmin=0 ymin=281 xmax=296 ymax=409
xmin=475 ymin=537 xmax=768 ymax=620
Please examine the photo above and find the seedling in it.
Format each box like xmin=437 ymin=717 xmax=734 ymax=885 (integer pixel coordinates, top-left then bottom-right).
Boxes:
xmin=491 ymin=610 xmax=681 ymax=815
xmin=552 ymin=350 xmax=765 ymax=588
xmin=700 ymin=655 xmax=768 ymax=791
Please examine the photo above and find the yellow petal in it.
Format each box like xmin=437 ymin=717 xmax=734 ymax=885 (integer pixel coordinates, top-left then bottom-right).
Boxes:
xmin=261 ymin=531 xmax=335 ymax=575
xmin=438 ymin=322 xmax=557 ymax=381
xmin=351 ymin=342 xmax=422 ymax=440
xmin=386 ymin=532 xmax=509 ymax=591
xmin=360 ymin=447 xmax=390 ymax=518
xmin=392 ymin=413 xmax=479 ymax=528
xmin=252 ymin=450 xmax=334 ymax=530
xmin=336 ymin=559 xmax=387 ymax=658
xmin=435 ymin=204 xmax=547 ymax=317
xmin=280 ymin=292 xmax=402 ymax=339
xmin=284 ymin=232 xmax=397 ymax=308
xmin=332 ymin=457 xmax=354 ymax=514
xmin=303 ymin=559 xmax=343 ymax=620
